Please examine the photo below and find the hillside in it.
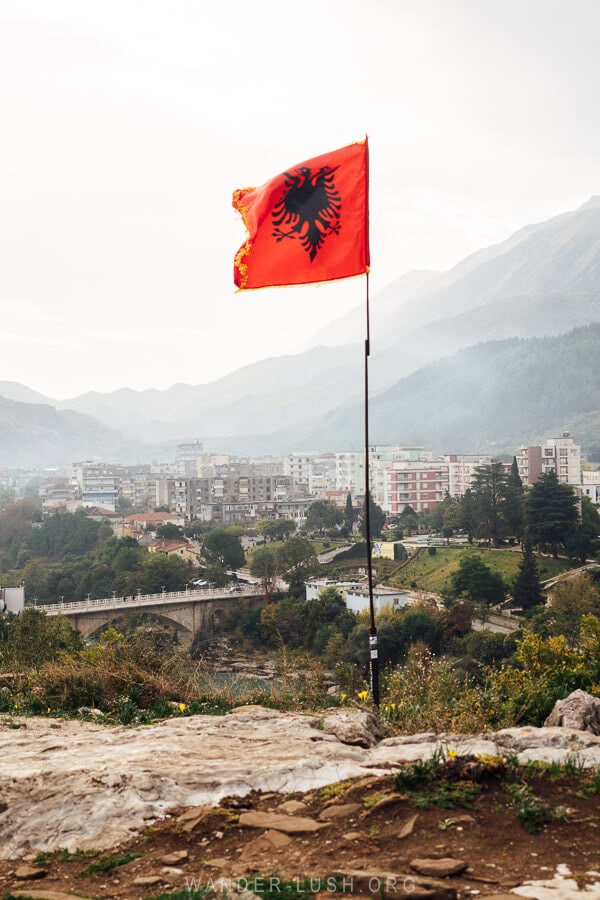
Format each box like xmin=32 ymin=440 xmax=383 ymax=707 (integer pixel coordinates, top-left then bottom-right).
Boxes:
xmin=3 ymin=196 xmax=600 ymax=453
xmin=0 ymin=396 xmax=135 ymax=466
xmin=303 ymin=324 xmax=600 ymax=454
xmin=41 ymin=196 xmax=600 ymax=446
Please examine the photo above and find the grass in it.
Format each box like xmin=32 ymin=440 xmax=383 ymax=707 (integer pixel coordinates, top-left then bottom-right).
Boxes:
xmin=81 ymin=851 xmax=143 ymax=876
xmin=388 ymin=546 xmax=572 ymax=593
xmin=33 ymin=847 xmax=97 ymax=865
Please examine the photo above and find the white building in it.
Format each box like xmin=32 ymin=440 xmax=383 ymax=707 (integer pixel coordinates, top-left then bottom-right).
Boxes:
xmin=304 ymin=578 xmax=411 ymax=614
xmin=443 ymin=454 xmax=492 ymax=498
xmin=541 ymin=434 xmax=581 ymax=485
xmin=582 ymin=470 xmax=600 ymax=504
xmin=335 ymin=452 xmax=365 ymax=494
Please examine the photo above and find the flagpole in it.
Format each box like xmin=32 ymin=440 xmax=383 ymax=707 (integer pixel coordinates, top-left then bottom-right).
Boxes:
xmin=364 ymin=270 xmax=380 ymax=708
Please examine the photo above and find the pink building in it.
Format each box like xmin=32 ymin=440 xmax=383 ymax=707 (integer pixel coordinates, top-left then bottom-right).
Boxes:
xmin=386 ymin=462 xmax=450 ymax=514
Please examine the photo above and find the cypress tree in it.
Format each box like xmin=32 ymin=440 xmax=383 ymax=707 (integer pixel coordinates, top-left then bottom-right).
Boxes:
xmin=512 ymin=537 xmax=545 ymax=611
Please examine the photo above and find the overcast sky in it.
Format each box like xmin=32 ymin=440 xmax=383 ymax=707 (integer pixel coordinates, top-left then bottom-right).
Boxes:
xmin=1 ymin=0 xmax=599 ymax=399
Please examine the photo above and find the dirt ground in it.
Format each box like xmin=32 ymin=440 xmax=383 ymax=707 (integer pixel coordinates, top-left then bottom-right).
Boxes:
xmin=1 ymin=761 xmax=599 ymax=900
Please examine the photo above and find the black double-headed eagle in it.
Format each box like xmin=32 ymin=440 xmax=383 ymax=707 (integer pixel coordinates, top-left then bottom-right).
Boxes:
xmin=272 ymin=165 xmax=342 ymax=261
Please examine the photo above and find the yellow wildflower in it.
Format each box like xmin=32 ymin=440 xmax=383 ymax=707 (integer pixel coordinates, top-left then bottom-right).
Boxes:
xmin=357 ymin=690 xmax=369 ymax=702
xmin=178 ymin=703 xmax=186 ymax=713
xmin=447 ymin=749 xmax=457 ymax=759
xmin=340 ymin=693 xmax=347 ymax=702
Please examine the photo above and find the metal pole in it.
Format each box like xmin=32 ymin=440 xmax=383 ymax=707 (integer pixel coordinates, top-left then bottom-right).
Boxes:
xmin=364 ymin=270 xmax=379 ymax=708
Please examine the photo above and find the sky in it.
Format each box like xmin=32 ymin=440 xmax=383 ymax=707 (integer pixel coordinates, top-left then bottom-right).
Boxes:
xmin=1 ymin=0 xmax=600 ymax=400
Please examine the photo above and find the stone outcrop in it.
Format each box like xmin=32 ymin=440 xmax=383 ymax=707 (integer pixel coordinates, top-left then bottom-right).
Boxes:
xmin=544 ymin=689 xmax=600 ymax=734
xmin=1 ymin=707 xmax=600 ymax=859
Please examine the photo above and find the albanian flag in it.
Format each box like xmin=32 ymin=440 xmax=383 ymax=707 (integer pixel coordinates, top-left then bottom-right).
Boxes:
xmin=233 ymin=139 xmax=370 ymax=290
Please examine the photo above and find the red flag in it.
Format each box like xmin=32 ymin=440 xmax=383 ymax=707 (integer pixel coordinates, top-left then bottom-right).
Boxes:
xmin=233 ymin=139 xmax=369 ymax=290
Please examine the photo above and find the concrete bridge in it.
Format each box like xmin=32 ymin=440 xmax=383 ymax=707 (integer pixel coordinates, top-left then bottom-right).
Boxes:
xmin=38 ymin=585 xmax=264 ymax=646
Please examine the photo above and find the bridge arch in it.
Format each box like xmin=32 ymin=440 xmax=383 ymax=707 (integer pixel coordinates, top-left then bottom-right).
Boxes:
xmin=81 ymin=611 xmax=193 ymax=644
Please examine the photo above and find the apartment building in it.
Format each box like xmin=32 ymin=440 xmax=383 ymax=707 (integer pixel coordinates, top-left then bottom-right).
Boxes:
xmin=73 ymin=462 xmax=120 ymax=512
xmin=444 ymin=454 xmax=492 ymax=498
xmin=516 ymin=434 xmax=581 ymax=486
xmin=386 ymin=460 xmax=450 ymax=514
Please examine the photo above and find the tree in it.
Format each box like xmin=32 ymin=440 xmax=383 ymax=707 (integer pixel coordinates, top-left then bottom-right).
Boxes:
xmin=503 ymin=457 xmax=524 ymax=540
xmin=450 ymin=554 xmax=506 ymax=606
xmin=201 ymin=529 xmax=245 ymax=570
xmin=155 ymin=523 xmax=185 ymax=540
xmin=360 ymin=497 xmax=385 ymax=540
xmin=526 ymin=470 xmax=579 ymax=557
xmin=344 ymin=493 xmax=354 ymax=530
xmin=250 ymin=546 xmax=278 ymax=602
xmin=565 ymin=496 xmax=600 ymax=564
xmin=399 ymin=504 xmax=418 ymax=536
xmin=459 ymin=489 xmax=477 ymax=543
xmin=257 ymin=518 xmax=296 ymax=542
xmin=305 ymin=501 xmax=342 ymax=534
xmin=276 ymin=536 xmax=318 ymax=600
xmin=471 ymin=462 xmax=510 ymax=545
xmin=511 ymin=538 xmax=544 ymax=611
xmin=547 ymin=574 xmax=600 ymax=639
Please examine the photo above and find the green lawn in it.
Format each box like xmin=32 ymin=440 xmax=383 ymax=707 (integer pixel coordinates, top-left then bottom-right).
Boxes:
xmin=388 ymin=546 xmax=573 ymax=594
xmin=245 ymin=539 xmax=344 ymax=566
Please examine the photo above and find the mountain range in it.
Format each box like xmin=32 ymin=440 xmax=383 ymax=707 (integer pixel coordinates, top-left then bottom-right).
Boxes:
xmin=3 ymin=196 xmax=600 ymax=465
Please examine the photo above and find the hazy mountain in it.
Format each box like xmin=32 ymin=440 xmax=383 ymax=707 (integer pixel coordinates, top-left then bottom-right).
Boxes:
xmin=57 ymin=345 xmax=361 ymax=441
xmin=0 ymin=381 xmax=55 ymax=406
xmin=309 ymin=269 xmax=440 ymax=347
xmin=21 ymin=195 xmax=600 ymax=451
xmin=0 ymin=397 xmax=136 ymax=467
xmin=301 ymin=324 xmax=600 ymax=455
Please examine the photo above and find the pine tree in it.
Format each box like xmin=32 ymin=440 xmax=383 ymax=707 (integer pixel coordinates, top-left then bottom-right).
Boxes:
xmin=504 ymin=456 xmax=524 ymax=540
xmin=526 ymin=470 xmax=579 ymax=557
xmin=512 ymin=537 xmax=545 ymax=611
xmin=344 ymin=493 xmax=354 ymax=530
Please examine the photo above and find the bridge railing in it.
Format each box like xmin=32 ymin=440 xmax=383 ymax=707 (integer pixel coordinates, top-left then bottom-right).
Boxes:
xmin=37 ymin=585 xmax=263 ymax=615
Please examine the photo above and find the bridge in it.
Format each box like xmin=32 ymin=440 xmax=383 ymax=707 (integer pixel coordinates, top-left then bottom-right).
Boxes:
xmin=38 ymin=585 xmax=264 ymax=646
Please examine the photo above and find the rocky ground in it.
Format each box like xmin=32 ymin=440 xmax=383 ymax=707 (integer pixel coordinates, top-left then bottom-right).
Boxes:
xmin=0 ymin=708 xmax=600 ymax=899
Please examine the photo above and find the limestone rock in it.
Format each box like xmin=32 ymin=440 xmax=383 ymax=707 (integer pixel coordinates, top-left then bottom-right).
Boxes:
xmin=410 ymin=858 xmax=468 ymax=877
xmin=544 ymin=690 xmax=600 ymax=734
xmin=12 ymin=892 xmax=86 ymax=900
xmin=132 ymin=874 xmax=164 ymax=886
xmin=14 ymin=864 xmax=46 ymax=880
xmin=276 ymin=799 xmax=307 ymax=814
xmin=239 ymin=811 xmax=327 ymax=833
xmin=398 ymin=814 xmax=418 ymax=838
xmin=321 ymin=709 xmax=383 ymax=747
xmin=160 ymin=849 xmax=189 ymax=865
xmin=319 ymin=802 xmax=361 ymax=820
xmin=263 ymin=829 xmax=292 ymax=847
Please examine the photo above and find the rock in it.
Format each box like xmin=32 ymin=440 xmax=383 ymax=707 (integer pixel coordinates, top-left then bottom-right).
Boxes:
xmin=410 ymin=858 xmax=468 ymax=877
xmin=263 ymin=829 xmax=292 ymax=848
xmin=239 ymin=811 xmax=327 ymax=833
xmin=14 ymin=865 xmax=47 ymax=880
xmin=205 ymin=876 xmax=261 ymax=900
xmin=319 ymin=802 xmax=361 ymax=820
xmin=360 ymin=793 xmax=407 ymax=817
xmin=343 ymin=831 xmax=362 ymax=840
xmin=276 ymin=799 xmax=307 ymax=814
xmin=160 ymin=849 xmax=189 ymax=865
xmin=161 ymin=866 xmax=185 ymax=875
xmin=12 ymin=892 xmax=87 ymax=900
xmin=77 ymin=707 xmax=104 ymax=718
xmin=132 ymin=875 xmax=165 ymax=886
xmin=398 ymin=814 xmax=418 ymax=838
xmin=321 ymin=709 xmax=383 ymax=747
xmin=544 ymin=690 xmax=600 ymax=734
